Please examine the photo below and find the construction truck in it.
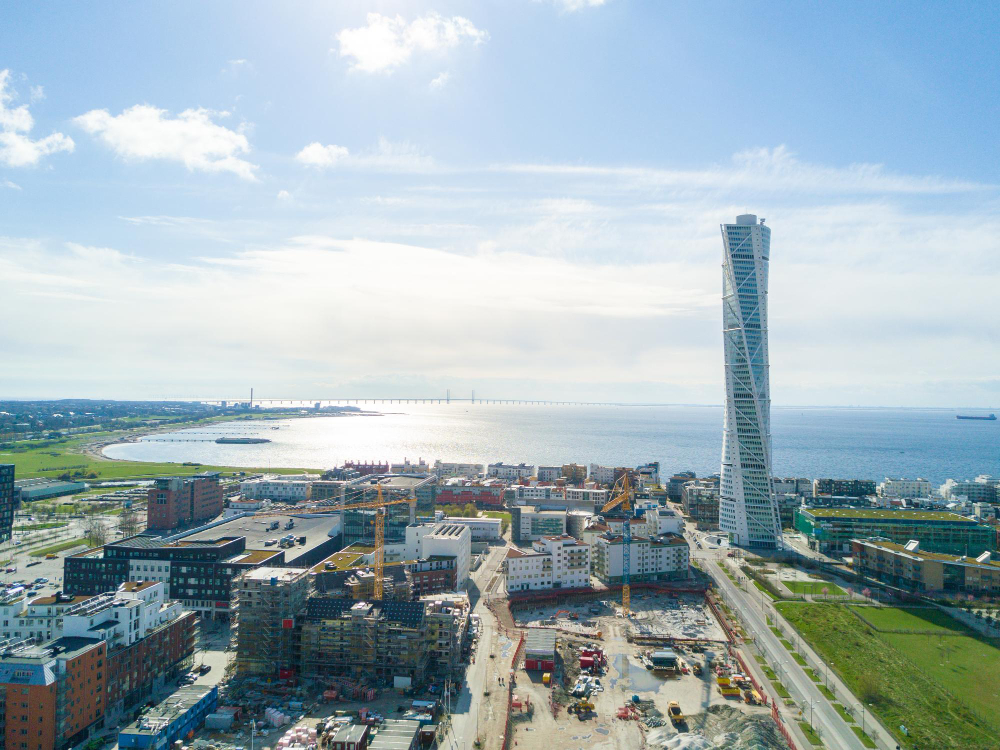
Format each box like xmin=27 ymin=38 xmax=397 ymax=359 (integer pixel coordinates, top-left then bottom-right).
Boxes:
xmin=668 ymin=701 xmax=684 ymax=725
xmin=567 ymin=700 xmax=595 ymax=716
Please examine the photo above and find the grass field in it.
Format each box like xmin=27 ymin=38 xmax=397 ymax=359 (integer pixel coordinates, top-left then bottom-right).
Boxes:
xmin=483 ymin=510 xmax=511 ymax=534
xmin=0 ymin=427 xmax=313 ymax=482
xmin=783 ymin=579 xmax=847 ymax=596
xmin=777 ymin=602 xmax=998 ymax=749
xmin=851 ymin=605 xmax=968 ymax=633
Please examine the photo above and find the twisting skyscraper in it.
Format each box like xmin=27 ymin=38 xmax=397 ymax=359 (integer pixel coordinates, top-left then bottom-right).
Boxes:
xmin=719 ymin=214 xmax=781 ymax=548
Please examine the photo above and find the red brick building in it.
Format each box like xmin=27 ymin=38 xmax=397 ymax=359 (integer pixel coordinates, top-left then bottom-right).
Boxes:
xmin=408 ymin=556 xmax=457 ymax=597
xmin=147 ymin=474 xmax=224 ymax=531
xmin=436 ymin=485 xmax=504 ymax=509
xmin=105 ymin=610 xmax=197 ymax=724
xmin=0 ymin=637 xmax=106 ymax=750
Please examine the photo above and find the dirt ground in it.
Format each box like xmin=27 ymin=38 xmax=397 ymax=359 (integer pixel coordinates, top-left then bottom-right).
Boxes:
xmin=506 ymin=594 xmax=779 ymax=750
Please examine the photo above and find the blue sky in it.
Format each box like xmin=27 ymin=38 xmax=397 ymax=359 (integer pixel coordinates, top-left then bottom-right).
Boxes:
xmin=1 ymin=1 xmax=998 ymax=406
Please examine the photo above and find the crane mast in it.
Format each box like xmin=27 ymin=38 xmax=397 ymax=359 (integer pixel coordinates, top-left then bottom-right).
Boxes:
xmin=600 ymin=474 xmax=633 ymax=616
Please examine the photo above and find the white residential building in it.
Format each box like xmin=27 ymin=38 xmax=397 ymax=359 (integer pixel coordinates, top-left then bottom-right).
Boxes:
xmin=441 ymin=516 xmax=502 ymax=541
xmin=512 ymin=484 xmax=564 ymax=503
xmin=434 ymin=461 xmax=485 ymax=479
xmin=537 ymin=466 xmax=562 ymax=482
xmin=940 ymin=478 xmax=997 ymax=503
xmin=240 ymin=475 xmax=316 ymax=502
xmin=0 ymin=581 xmax=185 ymax=645
xmin=487 ymin=463 xmax=534 ymax=480
xmin=504 ymin=535 xmax=591 ymax=592
xmin=605 ymin=516 xmax=651 ymax=539
xmin=719 ymin=213 xmax=782 ymax=548
xmin=514 ymin=506 xmax=567 ymax=541
xmin=878 ymin=478 xmax=933 ymax=499
xmin=645 ymin=507 xmax=684 ymax=536
xmin=566 ymin=487 xmax=608 ymax=509
xmin=423 ymin=524 xmax=472 ymax=589
xmin=592 ymin=533 xmax=689 ymax=584
xmin=589 ymin=464 xmax=617 ymax=485
xmin=391 ymin=522 xmax=472 ymax=588
xmin=390 ymin=459 xmax=431 ymax=474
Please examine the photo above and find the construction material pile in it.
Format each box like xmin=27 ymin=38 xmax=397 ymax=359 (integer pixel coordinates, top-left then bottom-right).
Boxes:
xmin=647 ymin=705 xmax=789 ymax=750
xmin=265 ymin=707 xmax=292 ymax=728
xmin=275 ymin=724 xmax=318 ymax=750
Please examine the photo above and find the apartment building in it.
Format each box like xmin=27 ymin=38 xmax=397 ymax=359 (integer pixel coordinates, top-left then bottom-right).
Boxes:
xmin=503 ymin=535 xmax=590 ymax=592
xmin=565 ymin=487 xmax=608 ymax=511
xmin=421 ymin=525 xmax=471 ymax=589
xmin=561 ymin=464 xmax=588 ymax=484
xmin=878 ymin=478 xmax=934 ymax=499
xmin=852 ymin=539 xmax=1000 ymax=597
xmin=0 ymin=638 xmax=106 ymax=750
xmin=439 ymin=516 xmax=502 ymax=541
xmin=772 ymin=477 xmax=813 ymax=497
xmin=812 ymin=478 xmax=877 ymax=498
xmin=666 ymin=472 xmax=697 ymax=502
xmin=434 ymin=483 xmax=504 ymax=509
xmin=644 ymin=507 xmax=684 ymax=536
xmin=940 ymin=478 xmax=997 ymax=503
xmin=147 ymin=474 xmax=224 ymax=531
xmin=537 ymin=466 xmax=562 ymax=482
xmin=681 ymin=480 xmax=719 ymax=529
xmin=795 ymin=508 xmax=996 ymax=556
xmin=511 ymin=506 xmax=567 ymax=542
xmin=591 ymin=533 xmax=689 ymax=584
xmin=0 ymin=465 xmax=13 ymax=544
xmin=433 ymin=461 xmax=485 ymax=479
xmin=239 ymin=476 xmax=316 ymax=502
xmin=234 ymin=567 xmax=312 ymax=678
xmin=299 ymin=595 xmax=469 ymax=685
xmin=486 ymin=463 xmax=534 ymax=481
xmin=65 ymin=536 xmax=284 ymax=620
xmin=588 ymin=464 xmax=619 ymax=486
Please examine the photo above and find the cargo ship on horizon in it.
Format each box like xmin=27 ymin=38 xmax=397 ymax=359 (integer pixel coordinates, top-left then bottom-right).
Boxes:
xmin=215 ymin=436 xmax=272 ymax=443
xmin=956 ymin=413 xmax=997 ymax=421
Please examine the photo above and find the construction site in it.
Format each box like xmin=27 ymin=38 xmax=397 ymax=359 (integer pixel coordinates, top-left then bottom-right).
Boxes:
xmin=503 ymin=590 xmax=790 ymax=750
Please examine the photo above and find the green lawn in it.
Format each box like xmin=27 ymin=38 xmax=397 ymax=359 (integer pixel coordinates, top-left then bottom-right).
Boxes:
xmin=14 ymin=523 xmax=67 ymax=531
xmin=797 ymin=722 xmax=822 ymax=746
xmin=851 ymin=726 xmax=877 ymax=748
xmin=752 ymin=578 xmax=779 ymax=600
xmin=777 ymin=602 xmax=997 ymax=749
xmin=783 ymin=579 xmax=847 ymax=596
xmin=483 ymin=510 xmax=511 ymax=534
xmin=851 ymin=605 xmax=967 ymax=633
xmin=0 ymin=426 xmax=314 ymax=482
xmin=832 ymin=703 xmax=855 ymax=723
xmin=772 ymin=681 xmax=790 ymax=699
xmin=791 ymin=651 xmax=808 ymax=666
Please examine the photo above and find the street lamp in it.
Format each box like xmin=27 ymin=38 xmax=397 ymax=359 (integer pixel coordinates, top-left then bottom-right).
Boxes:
xmin=808 ymin=698 xmax=818 ymax=728
xmin=855 ymin=702 xmax=865 ymax=735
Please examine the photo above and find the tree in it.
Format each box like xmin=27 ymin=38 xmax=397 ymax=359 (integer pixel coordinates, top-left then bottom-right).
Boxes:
xmin=117 ymin=505 xmax=142 ymax=538
xmin=82 ymin=515 xmax=108 ymax=547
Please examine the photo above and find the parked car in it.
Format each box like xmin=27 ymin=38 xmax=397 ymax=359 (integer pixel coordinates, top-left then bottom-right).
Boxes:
xmin=4 ymin=567 xmax=15 ymax=573
xmin=34 ymin=578 xmax=48 ymax=584
xmin=198 ymin=664 xmax=212 ymax=674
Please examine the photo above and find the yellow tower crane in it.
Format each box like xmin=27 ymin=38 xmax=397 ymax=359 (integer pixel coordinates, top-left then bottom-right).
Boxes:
xmin=600 ymin=474 xmax=633 ymax=616
xmin=250 ymin=484 xmax=415 ymax=600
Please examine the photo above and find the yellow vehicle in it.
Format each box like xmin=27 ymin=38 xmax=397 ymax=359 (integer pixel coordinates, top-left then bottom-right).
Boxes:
xmin=542 ymin=672 xmax=551 ymax=685
xmin=567 ymin=700 xmax=595 ymax=715
xmin=668 ymin=701 xmax=684 ymax=724
xmin=45 ymin=554 xmax=57 ymax=559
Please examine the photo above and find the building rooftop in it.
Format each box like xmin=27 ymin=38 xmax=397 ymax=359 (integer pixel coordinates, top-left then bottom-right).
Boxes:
xmin=178 ymin=513 xmax=340 ymax=563
xmin=312 ymin=550 xmax=367 ymax=573
xmin=242 ymin=567 xmax=309 ymax=583
xmin=855 ymin=538 xmax=1000 ymax=568
xmin=227 ymin=549 xmax=284 ymax=565
xmin=804 ymin=508 xmax=978 ymax=523
xmin=121 ymin=685 xmax=215 ymax=736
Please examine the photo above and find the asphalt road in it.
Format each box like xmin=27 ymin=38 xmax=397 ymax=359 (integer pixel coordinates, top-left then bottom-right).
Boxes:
xmin=694 ymin=543 xmax=869 ymax=750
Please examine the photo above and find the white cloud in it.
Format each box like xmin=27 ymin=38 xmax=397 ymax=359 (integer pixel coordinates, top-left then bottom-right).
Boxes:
xmin=276 ymin=189 xmax=292 ymax=201
xmin=29 ymin=85 xmax=45 ymax=102
xmin=550 ymin=0 xmax=607 ymax=10
xmin=2 ymin=179 xmax=21 ymax=190
xmin=500 ymin=145 xmax=988 ymax=195
xmin=73 ymin=104 xmax=257 ymax=180
xmin=336 ymin=12 xmax=488 ymax=73
xmin=0 ymin=69 xmax=74 ymax=167
xmin=295 ymin=142 xmax=350 ymax=168
xmin=223 ymin=59 xmax=254 ymax=76
xmin=295 ymin=137 xmax=433 ymax=172
xmin=430 ymin=71 xmax=451 ymax=89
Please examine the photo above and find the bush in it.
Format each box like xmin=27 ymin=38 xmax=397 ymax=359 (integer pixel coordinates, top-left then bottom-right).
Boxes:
xmin=856 ymin=671 xmax=883 ymax=704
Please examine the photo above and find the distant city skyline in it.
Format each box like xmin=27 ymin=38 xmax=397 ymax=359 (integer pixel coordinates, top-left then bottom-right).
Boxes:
xmin=1 ymin=3 xmax=998 ymax=406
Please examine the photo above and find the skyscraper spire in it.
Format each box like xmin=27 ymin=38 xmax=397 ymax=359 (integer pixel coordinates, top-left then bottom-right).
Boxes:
xmin=719 ymin=213 xmax=781 ymax=548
